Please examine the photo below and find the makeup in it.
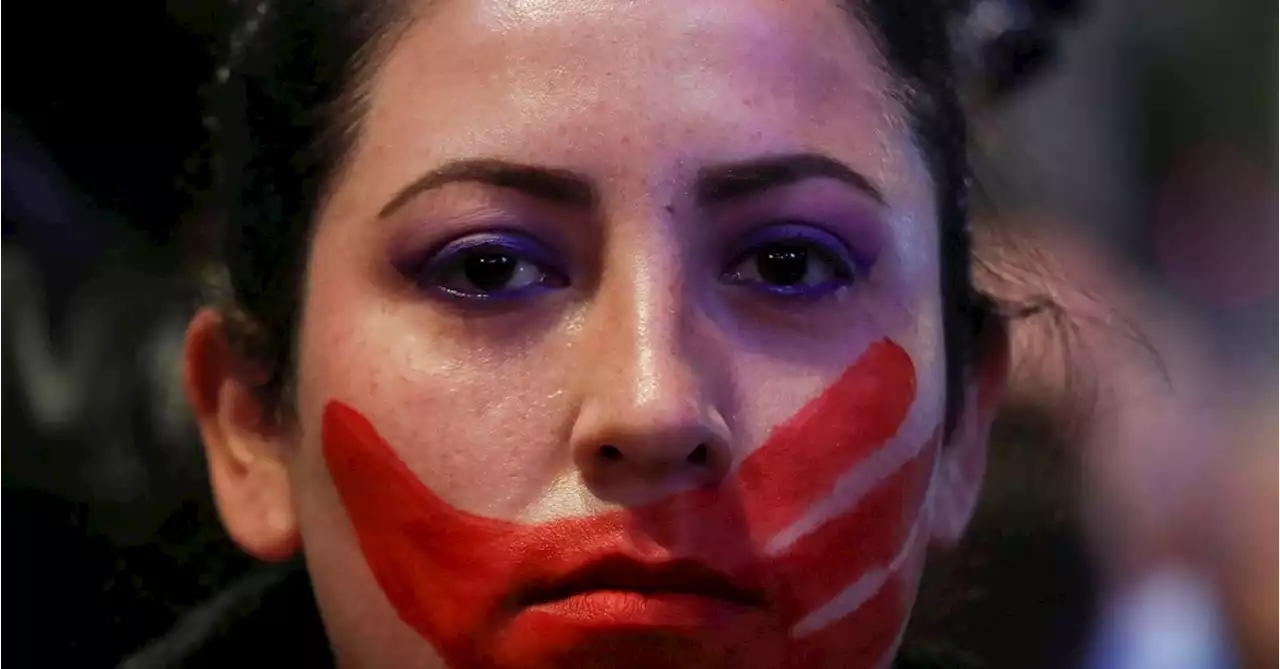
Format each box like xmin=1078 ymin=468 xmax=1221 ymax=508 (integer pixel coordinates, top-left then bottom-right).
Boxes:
xmin=723 ymin=222 xmax=860 ymax=299
xmin=392 ymin=229 xmax=569 ymax=302
xmin=323 ymin=338 xmax=937 ymax=668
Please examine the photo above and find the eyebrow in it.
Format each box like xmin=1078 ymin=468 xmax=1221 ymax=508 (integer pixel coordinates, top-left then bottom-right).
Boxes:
xmin=697 ymin=153 xmax=885 ymax=205
xmin=378 ymin=159 xmax=597 ymax=218
xmin=378 ymin=152 xmax=883 ymax=219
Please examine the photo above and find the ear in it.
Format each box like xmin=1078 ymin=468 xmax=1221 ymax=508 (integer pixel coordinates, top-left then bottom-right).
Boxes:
xmin=184 ymin=308 xmax=299 ymax=561
xmin=929 ymin=310 xmax=1010 ymax=547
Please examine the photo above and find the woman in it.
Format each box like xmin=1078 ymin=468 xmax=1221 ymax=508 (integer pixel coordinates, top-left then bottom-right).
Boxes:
xmin=176 ymin=0 xmax=1025 ymax=666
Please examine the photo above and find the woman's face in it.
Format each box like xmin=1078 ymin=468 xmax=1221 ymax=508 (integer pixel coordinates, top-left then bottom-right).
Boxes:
xmin=192 ymin=0 xmax=1000 ymax=667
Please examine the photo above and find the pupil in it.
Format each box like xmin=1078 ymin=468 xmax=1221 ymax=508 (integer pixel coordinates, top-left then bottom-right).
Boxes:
xmin=464 ymin=253 xmax=517 ymax=290
xmin=758 ymin=246 xmax=808 ymax=285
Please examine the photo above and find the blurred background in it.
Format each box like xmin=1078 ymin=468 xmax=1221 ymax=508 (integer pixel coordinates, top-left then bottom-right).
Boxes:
xmin=2 ymin=1 xmax=1275 ymax=667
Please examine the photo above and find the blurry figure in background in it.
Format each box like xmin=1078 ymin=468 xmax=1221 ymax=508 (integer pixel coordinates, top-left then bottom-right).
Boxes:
xmin=957 ymin=0 xmax=1277 ymax=665
xmin=970 ymin=220 xmax=1256 ymax=669
xmin=3 ymin=113 xmax=189 ymax=538
xmin=3 ymin=3 xmax=259 ymax=662
xmin=3 ymin=87 xmax=251 ymax=667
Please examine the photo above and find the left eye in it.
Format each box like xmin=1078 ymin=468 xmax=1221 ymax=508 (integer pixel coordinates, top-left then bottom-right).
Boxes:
xmin=440 ymin=250 xmax=546 ymax=293
xmin=724 ymin=234 xmax=855 ymax=297
xmin=412 ymin=234 xmax=567 ymax=301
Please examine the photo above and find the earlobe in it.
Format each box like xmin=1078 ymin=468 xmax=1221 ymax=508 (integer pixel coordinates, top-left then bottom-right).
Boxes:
xmin=929 ymin=312 xmax=1010 ymax=546
xmin=185 ymin=308 xmax=300 ymax=562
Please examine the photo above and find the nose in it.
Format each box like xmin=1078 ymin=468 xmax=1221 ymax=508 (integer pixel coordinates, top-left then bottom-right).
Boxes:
xmin=570 ymin=261 xmax=734 ymax=503
xmin=577 ymin=410 xmax=731 ymax=501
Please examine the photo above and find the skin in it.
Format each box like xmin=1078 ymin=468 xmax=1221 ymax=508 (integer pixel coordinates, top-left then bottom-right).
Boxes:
xmin=184 ymin=0 xmax=1008 ymax=666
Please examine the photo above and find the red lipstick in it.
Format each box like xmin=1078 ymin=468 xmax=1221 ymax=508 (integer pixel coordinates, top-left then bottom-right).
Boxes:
xmin=515 ymin=554 xmax=766 ymax=624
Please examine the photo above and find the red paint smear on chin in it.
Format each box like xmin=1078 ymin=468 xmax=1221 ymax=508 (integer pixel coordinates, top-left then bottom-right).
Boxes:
xmin=322 ymin=339 xmax=929 ymax=668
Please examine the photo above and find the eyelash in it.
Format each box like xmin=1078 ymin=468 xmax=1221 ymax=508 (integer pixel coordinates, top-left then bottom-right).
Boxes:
xmin=721 ymin=224 xmax=858 ymax=298
xmin=407 ymin=232 xmax=568 ymax=302
xmin=405 ymin=223 xmax=859 ymax=303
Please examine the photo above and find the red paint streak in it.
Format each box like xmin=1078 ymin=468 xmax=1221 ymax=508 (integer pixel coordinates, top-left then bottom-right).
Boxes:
xmin=323 ymin=339 xmax=935 ymax=668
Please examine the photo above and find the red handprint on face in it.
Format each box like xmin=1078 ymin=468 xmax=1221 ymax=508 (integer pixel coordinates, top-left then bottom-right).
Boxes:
xmin=323 ymin=339 xmax=941 ymax=668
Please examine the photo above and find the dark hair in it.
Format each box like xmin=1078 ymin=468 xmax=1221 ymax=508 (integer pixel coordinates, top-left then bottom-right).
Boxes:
xmin=201 ymin=0 xmax=1073 ymax=430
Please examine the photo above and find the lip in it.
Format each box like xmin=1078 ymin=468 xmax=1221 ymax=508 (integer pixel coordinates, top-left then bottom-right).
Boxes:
xmin=513 ymin=554 xmax=768 ymax=627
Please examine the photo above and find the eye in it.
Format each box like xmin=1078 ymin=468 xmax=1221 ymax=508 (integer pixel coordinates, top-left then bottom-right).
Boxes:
xmin=412 ymin=233 xmax=567 ymax=301
xmin=723 ymin=224 xmax=857 ymax=298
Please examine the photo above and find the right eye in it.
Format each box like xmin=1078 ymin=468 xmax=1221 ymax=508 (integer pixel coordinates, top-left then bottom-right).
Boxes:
xmin=412 ymin=233 xmax=568 ymax=302
xmin=721 ymin=222 xmax=859 ymax=300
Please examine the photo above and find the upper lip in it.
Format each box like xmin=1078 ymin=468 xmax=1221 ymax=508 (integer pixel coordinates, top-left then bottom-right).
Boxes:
xmin=516 ymin=554 xmax=767 ymax=609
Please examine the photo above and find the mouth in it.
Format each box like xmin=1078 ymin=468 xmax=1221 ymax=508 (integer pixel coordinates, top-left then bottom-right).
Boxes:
xmin=514 ymin=554 xmax=768 ymax=624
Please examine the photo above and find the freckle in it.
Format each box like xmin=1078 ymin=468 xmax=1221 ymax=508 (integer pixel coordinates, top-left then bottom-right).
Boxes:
xmin=664 ymin=203 xmax=675 ymax=215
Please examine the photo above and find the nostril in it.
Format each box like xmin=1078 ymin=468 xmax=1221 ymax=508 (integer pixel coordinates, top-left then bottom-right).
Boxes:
xmin=687 ymin=443 xmax=709 ymax=465
xmin=599 ymin=445 xmax=624 ymax=461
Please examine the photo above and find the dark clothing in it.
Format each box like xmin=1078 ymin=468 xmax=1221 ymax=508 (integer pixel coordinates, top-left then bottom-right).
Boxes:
xmin=121 ymin=563 xmax=335 ymax=669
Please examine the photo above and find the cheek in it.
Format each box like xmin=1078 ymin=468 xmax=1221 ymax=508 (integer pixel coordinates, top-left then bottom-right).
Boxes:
xmin=304 ymin=360 xmax=579 ymax=518
xmin=293 ymin=247 xmax=583 ymax=518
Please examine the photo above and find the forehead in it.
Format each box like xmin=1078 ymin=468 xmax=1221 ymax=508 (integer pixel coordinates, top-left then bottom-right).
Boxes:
xmin=354 ymin=0 xmax=920 ymax=193
xmin=405 ymin=0 xmax=884 ymax=102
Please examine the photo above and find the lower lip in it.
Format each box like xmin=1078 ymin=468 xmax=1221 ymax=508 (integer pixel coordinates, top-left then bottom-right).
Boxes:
xmin=523 ymin=591 xmax=756 ymax=629
xmin=496 ymin=593 xmax=774 ymax=666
